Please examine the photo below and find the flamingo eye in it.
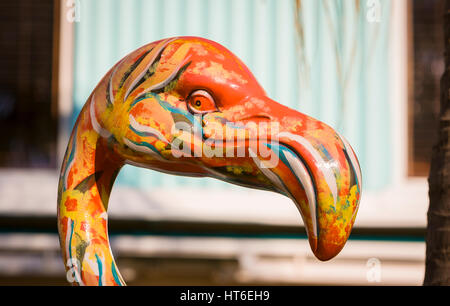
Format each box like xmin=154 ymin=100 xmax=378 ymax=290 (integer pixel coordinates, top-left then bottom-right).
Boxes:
xmin=187 ymin=90 xmax=218 ymax=114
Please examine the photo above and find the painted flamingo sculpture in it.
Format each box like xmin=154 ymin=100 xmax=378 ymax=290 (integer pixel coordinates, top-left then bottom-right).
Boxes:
xmin=57 ymin=37 xmax=362 ymax=286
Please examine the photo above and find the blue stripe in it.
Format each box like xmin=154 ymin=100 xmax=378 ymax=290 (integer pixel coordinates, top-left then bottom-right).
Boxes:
xmin=127 ymin=139 xmax=162 ymax=156
xmin=130 ymin=93 xmax=203 ymax=132
xmin=95 ymin=253 xmax=103 ymax=286
xmin=68 ymin=219 xmax=81 ymax=284
xmin=152 ymin=93 xmax=202 ymax=130
xmin=129 ymin=124 xmax=159 ymax=139
xmin=265 ymin=143 xmax=296 ymax=177
xmin=129 ymin=95 xmax=151 ymax=109
xmin=111 ymin=262 xmax=123 ymax=286
xmin=266 ymin=142 xmax=320 ymax=209
xmin=68 ymin=219 xmax=74 ymax=262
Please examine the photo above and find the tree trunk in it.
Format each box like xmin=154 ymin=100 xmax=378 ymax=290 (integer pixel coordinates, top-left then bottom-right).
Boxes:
xmin=424 ymin=1 xmax=450 ymax=286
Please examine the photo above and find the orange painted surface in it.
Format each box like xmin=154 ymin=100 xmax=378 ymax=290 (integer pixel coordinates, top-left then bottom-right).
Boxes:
xmin=58 ymin=37 xmax=361 ymax=286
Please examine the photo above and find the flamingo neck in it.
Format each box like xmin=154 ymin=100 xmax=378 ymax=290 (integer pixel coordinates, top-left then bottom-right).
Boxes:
xmin=57 ymin=105 xmax=125 ymax=286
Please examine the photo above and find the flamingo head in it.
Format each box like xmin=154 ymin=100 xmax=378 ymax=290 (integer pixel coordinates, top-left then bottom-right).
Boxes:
xmin=91 ymin=36 xmax=362 ymax=261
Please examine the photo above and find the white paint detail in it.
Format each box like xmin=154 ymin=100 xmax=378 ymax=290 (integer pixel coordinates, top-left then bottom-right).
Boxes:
xmin=249 ymin=149 xmax=315 ymax=238
xmin=123 ymin=137 xmax=165 ymax=161
xmin=64 ymin=157 xmax=75 ymax=190
xmin=282 ymin=149 xmax=318 ymax=238
xmin=337 ymin=132 xmax=362 ymax=190
xmin=278 ymin=132 xmax=338 ymax=206
xmin=65 ymin=217 xmax=72 ymax=265
xmin=249 ymin=149 xmax=285 ymax=192
xmin=90 ymin=94 xmax=112 ymax=138
xmin=84 ymin=251 xmax=99 ymax=276
xmin=134 ymin=55 xmax=192 ymax=100
xmin=99 ymin=253 xmax=107 ymax=286
xmin=129 ymin=114 xmax=169 ymax=143
xmin=65 ymin=217 xmax=85 ymax=286
xmin=108 ymin=58 xmax=125 ymax=105
xmin=124 ymin=37 xmax=178 ymax=100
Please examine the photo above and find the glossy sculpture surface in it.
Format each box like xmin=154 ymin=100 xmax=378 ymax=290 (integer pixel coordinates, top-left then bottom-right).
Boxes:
xmin=58 ymin=37 xmax=362 ymax=286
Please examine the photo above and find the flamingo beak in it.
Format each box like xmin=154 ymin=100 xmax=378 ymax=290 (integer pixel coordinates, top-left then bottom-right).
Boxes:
xmin=249 ymin=99 xmax=362 ymax=260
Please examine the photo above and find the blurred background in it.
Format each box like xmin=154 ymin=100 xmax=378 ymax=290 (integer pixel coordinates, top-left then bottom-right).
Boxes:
xmin=0 ymin=0 xmax=444 ymax=285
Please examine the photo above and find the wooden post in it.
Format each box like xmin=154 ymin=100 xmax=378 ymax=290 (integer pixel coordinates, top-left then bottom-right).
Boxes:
xmin=424 ymin=0 xmax=450 ymax=286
